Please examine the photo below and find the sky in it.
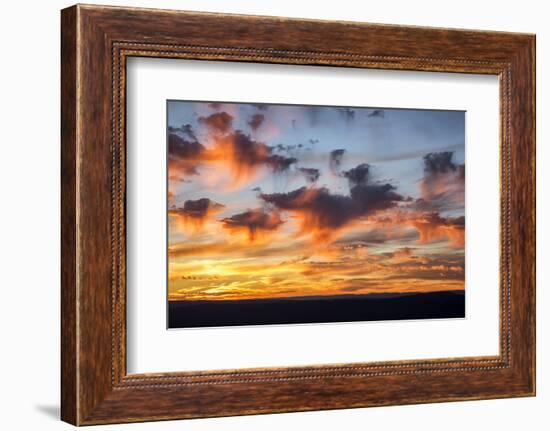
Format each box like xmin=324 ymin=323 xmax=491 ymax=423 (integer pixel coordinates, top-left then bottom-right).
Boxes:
xmin=167 ymin=100 xmax=465 ymax=301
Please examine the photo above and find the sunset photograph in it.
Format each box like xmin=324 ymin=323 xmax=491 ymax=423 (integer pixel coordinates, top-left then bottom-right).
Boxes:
xmin=167 ymin=100 xmax=465 ymax=328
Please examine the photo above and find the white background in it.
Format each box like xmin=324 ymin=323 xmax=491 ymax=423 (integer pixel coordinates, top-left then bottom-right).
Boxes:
xmin=127 ymin=59 xmax=500 ymax=373
xmin=0 ymin=0 xmax=547 ymax=430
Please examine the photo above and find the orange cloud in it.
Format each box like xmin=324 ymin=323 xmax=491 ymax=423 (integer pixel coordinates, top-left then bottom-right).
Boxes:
xmin=367 ymin=210 xmax=464 ymax=248
xmin=405 ymin=213 xmax=465 ymax=247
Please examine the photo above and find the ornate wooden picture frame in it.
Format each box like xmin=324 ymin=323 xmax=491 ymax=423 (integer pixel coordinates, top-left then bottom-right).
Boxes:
xmin=61 ymin=4 xmax=535 ymax=425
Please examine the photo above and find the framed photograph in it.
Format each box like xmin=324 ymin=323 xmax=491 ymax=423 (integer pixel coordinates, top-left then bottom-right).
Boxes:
xmin=61 ymin=4 xmax=535 ymax=425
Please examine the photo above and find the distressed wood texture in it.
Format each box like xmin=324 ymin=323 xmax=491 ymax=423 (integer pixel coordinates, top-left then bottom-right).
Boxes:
xmin=61 ymin=4 xmax=535 ymax=426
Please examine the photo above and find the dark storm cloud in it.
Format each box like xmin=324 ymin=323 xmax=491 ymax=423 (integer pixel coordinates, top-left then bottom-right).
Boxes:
xmin=349 ymin=183 xmax=404 ymax=213
xmin=368 ymin=109 xmax=385 ymax=118
xmin=298 ymin=167 xmax=320 ymax=183
xmin=261 ymin=186 xmax=357 ymax=230
xmin=229 ymin=131 xmax=297 ymax=173
xmin=180 ymin=124 xmax=197 ymax=141
xmin=341 ymin=163 xmax=371 ymax=187
xmin=221 ymin=208 xmax=285 ymax=241
xmin=248 ymin=113 xmax=265 ymax=131
xmin=169 ymin=199 xmax=225 ymax=230
xmin=425 ymin=212 xmax=465 ymax=227
xmin=198 ymin=111 xmax=234 ymax=133
xmin=168 ymin=133 xmax=205 ymax=158
xmin=268 ymin=154 xmax=298 ymax=172
xmin=167 ymin=123 xmax=198 ymax=141
xmin=329 ymin=149 xmax=346 ymax=174
xmin=168 ymin=133 xmax=206 ymax=175
xmin=168 ymin=124 xmax=202 ymax=141
xmin=170 ymin=198 xmax=225 ymax=220
xmin=423 ymin=151 xmax=460 ymax=175
xmin=260 ymin=179 xmax=404 ymax=234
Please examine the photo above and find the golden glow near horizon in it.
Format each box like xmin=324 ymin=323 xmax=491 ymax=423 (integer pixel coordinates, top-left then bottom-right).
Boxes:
xmin=167 ymin=102 xmax=465 ymax=301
